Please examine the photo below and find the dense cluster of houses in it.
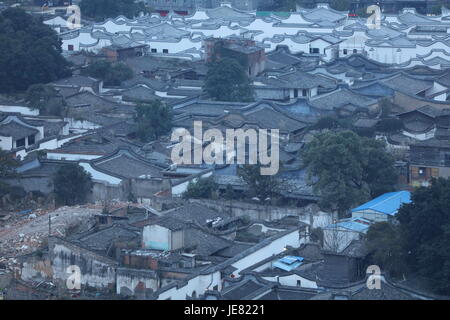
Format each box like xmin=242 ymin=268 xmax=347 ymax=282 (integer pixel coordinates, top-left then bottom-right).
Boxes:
xmin=1 ymin=2 xmax=450 ymax=300
xmin=48 ymin=3 xmax=450 ymax=66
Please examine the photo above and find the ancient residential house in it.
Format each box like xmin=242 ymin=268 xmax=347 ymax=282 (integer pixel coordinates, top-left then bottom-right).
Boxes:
xmin=0 ymin=115 xmax=43 ymax=151
xmin=204 ymin=37 xmax=266 ymax=77
xmin=409 ymin=137 xmax=450 ymax=187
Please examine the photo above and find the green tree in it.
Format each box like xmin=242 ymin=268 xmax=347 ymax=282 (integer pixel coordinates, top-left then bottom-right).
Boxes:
xmin=135 ymin=100 xmax=172 ymax=142
xmin=396 ymin=178 xmax=450 ymax=294
xmin=0 ymin=8 xmax=71 ymax=93
xmin=223 ymin=184 xmax=237 ymax=200
xmin=238 ymin=164 xmax=279 ymax=203
xmin=182 ymin=176 xmax=218 ymax=200
xmin=377 ymin=118 xmax=404 ymax=134
xmin=363 ymin=138 xmax=398 ymax=198
xmin=312 ymin=116 xmax=341 ymax=131
xmin=366 ymin=222 xmax=407 ymax=277
xmin=53 ymin=164 xmax=93 ymax=206
xmin=0 ymin=149 xmax=20 ymax=198
xmin=0 ymin=149 xmax=18 ymax=179
xmin=204 ymin=58 xmax=254 ymax=102
xmin=84 ymin=60 xmax=133 ymax=86
xmin=302 ymin=131 xmax=397 ymax=215
xmin=25 ymin=84 xmax=65 ymax=116
xmin=79 ymin=0 xmax=147 ymax=20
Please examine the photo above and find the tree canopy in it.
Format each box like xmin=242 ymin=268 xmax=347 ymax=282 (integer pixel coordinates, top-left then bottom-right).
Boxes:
xmin=204 ymin=58 xmax=254 ymax=102
xmin=0 ymin=149 xmax=18 ymax=179
xmin=365 ymin=222 xmax=407 ymax=277
xmin=366 ymin=178 xmax=450 ymax=295
xmin=238 ymin=164 xmax=279 ymax=203
xmin=135 ymin=100 xmax=172 ymax=142
xmin=397 ymin=178 xmax=450 ymax=294
xmin=25 ymin=84 xmax=65 ymax=116
xmin=53 ymin=164 xmax=93 ymax=206
xmin=79 ymin=0 xmax=148 ymax=20
xmin=302 ymin=130 xmax=397 ymax=215
xmin=182 ymin=176 xmax=218 ymax=200
xmin=0 ymin=8 xmax=71 ymax=93
xmin=84 ymin=60 xmax=133 ymax=86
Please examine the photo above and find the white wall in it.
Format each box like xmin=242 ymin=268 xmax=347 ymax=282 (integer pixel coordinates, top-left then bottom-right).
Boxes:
xmin=0 ymin=105 xmax=39 ymax=116
xmin=262 ymin=274 xmax=318 ymax=289
xmin=156 ymin=271 xmax=222 ymax=300
xmin=231 ymin=229 xmax=303 ymax=276
xmin=47 ymin=152 xmax=102 ymax=161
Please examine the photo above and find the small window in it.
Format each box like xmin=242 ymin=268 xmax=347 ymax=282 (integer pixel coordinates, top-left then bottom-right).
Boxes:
xmin=297 ymin=280 xmax=302 ymax=286
xmin=68 ymin=44 xmax=74 ymax=51
xmin=163 ymin=49 xmax=169 ymax=54
xmin=151 ymin=48 xmax=157 ymax=53
xmin=353 ymin=49 xmax=357 ymax=54
xmin=16 ymin=138 xmax=25 ymax=148
xmin=302 ymin=89 xmax=307 ymax=96
xmin=28 ymin=134 xmax=35 ymax=145
xmin=343 ymin=49 xmax=347 ymax=55
xmin=418 ymin=167 xmax=426 ymax=176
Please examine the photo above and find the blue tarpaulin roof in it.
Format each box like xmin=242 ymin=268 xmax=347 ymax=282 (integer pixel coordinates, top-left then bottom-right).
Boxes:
xmin=351 ymin=191 xmax=411 ymax=216
xmin=273 ymin=256 xmax=304 ymax=271
xmin=325 ymin=217 xmax=372 ymax=232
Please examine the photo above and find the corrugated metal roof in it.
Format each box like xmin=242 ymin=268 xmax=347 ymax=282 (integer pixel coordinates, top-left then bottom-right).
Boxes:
xmin=273 ymin=255 xmax=304 ymax=271
xmin=351 ymin=191 xmax=411 ymax=216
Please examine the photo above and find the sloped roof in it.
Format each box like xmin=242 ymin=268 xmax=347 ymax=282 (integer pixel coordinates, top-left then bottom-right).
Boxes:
xmin=351 ymin=191 xmax=411 ymax=216
xmin=0 ymin=121 xmax=38 ymax=140
xmin=92 ymin=148 xmax=165 ymax=178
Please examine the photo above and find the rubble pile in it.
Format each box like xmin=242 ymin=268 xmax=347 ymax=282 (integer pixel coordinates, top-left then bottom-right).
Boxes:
xmin=0 ymin=202 xmax=139 ymax=274
xmin=0 ymin=205 xmax=105 ymax=270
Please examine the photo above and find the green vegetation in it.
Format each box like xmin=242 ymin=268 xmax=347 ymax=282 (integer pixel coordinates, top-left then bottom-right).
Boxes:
xmin=377 ymin=118 xmax=404 ymax=134
xmin=182 ymin=176 xmax=218 ymax=200
xmin=204 ymin=58 xmax=254 ymax=102
xmin=366 ymin=178 xmax=450 ymax=295
xmin=79 ymin=0 xmax=148 ymax=20
xmin=0 ymin=8 xmax=71 ymax=93
xmin=238 ymin=164 xmax=280 ymax=203
xmin=0 ymin=149 xmax=19 ymax=198
xmin=53 ymin=164 xmax=93 ymax=206
xmin=302 ymin=131 xmax=397 ymax=215
xmin=135 ymin=100 xmax=172 ymax=142
xmin=25 ymin=84 xmax=65 ymax=116
xmin=84 ymin=60 xmax=133 ymax=86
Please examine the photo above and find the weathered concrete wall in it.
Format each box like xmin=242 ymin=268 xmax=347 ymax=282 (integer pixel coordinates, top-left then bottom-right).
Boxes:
xmin=156 ymin=271 xmax=222 ymax=300
xmin=116 ymin=268 xmax=159 ymax=297
xmin=189 ymin=199 xmax=333 ymax=228
xmin=4 ymin=176 xmax=54 ymax=194
xmin=20 ymin=255 xmax=53 ymax=282
xmin=48 ymin=237 xmax=117 ymax=291
xmin=131 ymin=178 xmax=170 ymax=200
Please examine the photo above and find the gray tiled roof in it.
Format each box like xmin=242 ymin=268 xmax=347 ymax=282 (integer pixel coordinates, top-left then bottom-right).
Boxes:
xmin=163 ymin=203 xmax=230 ymax=226
xmin=93 ymin=148 xmax=165 ymax=178
xmin=71 ymin=224 xmax=140 ymax=252
xmin=0 ymin=121 xmax=38 ymax=140
xmin=308 ymin=88 xmax=377 ymax=111
xmin=381 ymin=73 xmax=433 ymax=95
